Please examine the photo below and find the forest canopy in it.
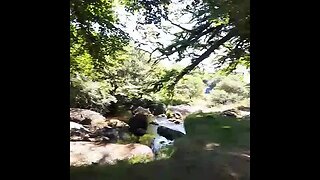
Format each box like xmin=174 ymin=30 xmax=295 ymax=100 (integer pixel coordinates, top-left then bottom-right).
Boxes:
xmin=70 ymin=0 xmax=250 ymax=113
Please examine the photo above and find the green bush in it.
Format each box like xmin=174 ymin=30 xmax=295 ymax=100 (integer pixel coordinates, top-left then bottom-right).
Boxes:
xmin=210 ymin=90 xmax=244 ymax=105
xmin=127 ymin=155 xmax=153 ymax=164
xmin=117 ymin=133 xmax=139 ymax=144
xmin=138 ymin=134 xmax=156 ymax=147
xmin=209 ymin=74 xmax=249 ymax=106
xmin=207 ymin=76 xmax=223 ymax=89
xmin=215 ymin=75 xmax=249 ymax=97
xmin=156 ymin=146 xmax=176 ymax=160
xmin=70 ymin=75 xmax=117 ymax=114
xmin=174 ymin=75 xmax=205 ymax=100
xmin=153 ymin=72 xmax=206 ymax=105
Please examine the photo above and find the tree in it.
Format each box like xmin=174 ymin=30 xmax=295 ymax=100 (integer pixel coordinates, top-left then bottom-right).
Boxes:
xmin=105 ymin=47 xmax=166 ymax=97
xmin=70 ymin=0 xmax=130 ymax=73
xmin=70 ymin=0 xmax=250 ymax=109
xmin=124 ymin=0 xmax=250 ymax=90
xmin=174 ymin=74 xmax=206 ymax=100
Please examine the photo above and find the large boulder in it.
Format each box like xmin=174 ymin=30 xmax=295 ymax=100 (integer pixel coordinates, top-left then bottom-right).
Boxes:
xmin=70 ymin=121 xmax=130 ymax=143
xmin=70 ymin=121 xmax=90 ymax=132
xmin=167 ymin=105 xmax=206 ymax=117
xmin=131 ymin=106 xmax=152 ymax=115
xmin=70 ymin=142 xmax=154 ymax=166
xmin=70 ymin=129 xmax=91 ymax=141
xmin=106 ymin=118 xmax=129 ymax=128
xmin=128 ymin=114 xmax=149 ymax=136
xmin=128 ymin=107 xmax=154 ymax=136
xmin=148 ymin=103 xmax=167 ymax=116
xmin=91 ymin=127 xmax=129 ymax=143
xmin=220 ymin=109 xmax=241 ymax=118
xmin=157 ymin=126 xmax=185 ymax=141
xmin=70 ymin=122 xmax=91 ymax=141
xmin=70 ymin=108 xmax=107 ymax=126
xmin=237 ymin=106 xmax=250 ymax=112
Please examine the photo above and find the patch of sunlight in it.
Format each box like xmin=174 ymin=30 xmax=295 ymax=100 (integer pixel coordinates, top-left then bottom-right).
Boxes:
xmin=222 ymin=126 xmax=231 ymax=129
xmin=204 ymin=142 xmax=220 ymax=151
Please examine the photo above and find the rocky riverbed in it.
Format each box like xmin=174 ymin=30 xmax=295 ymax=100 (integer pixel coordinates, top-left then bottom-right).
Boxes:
xmin=70 ymin=104 xmax=250 ymax=166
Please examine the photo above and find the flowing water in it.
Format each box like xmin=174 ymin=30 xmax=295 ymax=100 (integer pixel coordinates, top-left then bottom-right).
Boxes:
xmin=148 ymin=117 xmax=186 ymax=153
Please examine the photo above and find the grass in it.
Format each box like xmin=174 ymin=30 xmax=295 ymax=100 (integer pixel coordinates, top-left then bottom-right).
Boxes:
xmin=183 ymin=112 xmax=250 ymax=150
xmin=70 ymin=112 xmax=250 ymax=180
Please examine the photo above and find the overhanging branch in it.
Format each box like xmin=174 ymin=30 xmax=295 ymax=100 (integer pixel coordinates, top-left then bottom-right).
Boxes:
xmin=167 ymin=18 xmax=193 ymax=32
xmin=169 ymin=28 xmax=238 ymax=89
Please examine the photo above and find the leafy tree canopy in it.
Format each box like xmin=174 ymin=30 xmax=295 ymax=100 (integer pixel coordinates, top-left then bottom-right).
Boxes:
xmin=69 ymin=0 xmax=250 ymax=109
xmin=70 ymin=0 xmax=130 ymax=73
xmin=122 ymin=0 xmax=250 ymax=90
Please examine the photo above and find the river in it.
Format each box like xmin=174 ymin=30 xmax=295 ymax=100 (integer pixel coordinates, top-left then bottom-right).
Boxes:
xmin=147 ymin=116 xmax=186 ymax=154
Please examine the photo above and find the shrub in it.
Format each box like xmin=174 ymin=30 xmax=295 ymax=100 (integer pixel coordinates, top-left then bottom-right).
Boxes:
xmin=208 ymin=74 xmax=249 ymax=106
xmin=70 ymin=75 xmax=117 ymax=115
xmin=210 ymin=90 xmax=244 ymax=105
xmin=153 ymin=73 xmax=206 ymax=105
xmin=117 ymin=133 xmax=139 ymax=144
xmin=215 ymin=75 xmax=249 ymax=97
xmin=127 ymin=155 xmax=153 ymax=164
xmin=139 ymin=134 xmax=157 ymax=147
xmin=156 ymin=146 xmax=176 ymax=160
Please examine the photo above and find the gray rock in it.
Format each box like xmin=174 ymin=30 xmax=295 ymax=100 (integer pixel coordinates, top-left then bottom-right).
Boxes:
xmin=128 ymin=113 xmax=150 ymax=136
xmin=221 ymin=109 xmax=241 ymax=118
xmin=70 ymin=108 xmax=106 ymax=125
xmin=157 ymin=114 xmax=167 ymax=118
xmin=237 ymin=106 xmax=250 ymax=112
xmin=70 ymin=121 xmax=90 ymax=132
xmin=150 ymin=103 xmax=167 ymax=116
xmin=70 ymin=142 xmax=154 ymax=166
xmin=173 ymin=112 xmax=183 ymax=119
xmin=157 ymin=126 xmax=185 ymax=141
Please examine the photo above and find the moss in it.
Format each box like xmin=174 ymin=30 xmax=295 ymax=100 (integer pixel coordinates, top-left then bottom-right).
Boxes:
xmin=138 ymin=134 xmax=156 ymax=146
xmin=156 ymin=146 xmax=176 ymax=160
xmin=127 ymin=155 xmax=153 ymax=164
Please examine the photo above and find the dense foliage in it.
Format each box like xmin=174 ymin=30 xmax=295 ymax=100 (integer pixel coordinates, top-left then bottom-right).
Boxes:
xmin=70 ymin=0 xmax=250 ymax=113
xmin=123 ymin=0 xmax=250 ymax=90
xmin=70 ymin=0 xmax=129 ymax=71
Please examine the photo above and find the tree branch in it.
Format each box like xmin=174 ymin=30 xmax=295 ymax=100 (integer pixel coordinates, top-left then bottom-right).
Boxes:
xmin=169 ymin=29 xmax=237 ymax=88
xmin=167 ymin=18 xmax=193 ymax=32
xmin=156 ymin=24 xmax=223 ymax=60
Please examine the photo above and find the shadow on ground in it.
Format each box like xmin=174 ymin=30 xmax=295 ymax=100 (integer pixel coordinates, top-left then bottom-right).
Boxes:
xmin=70 ymin=112 xmax=250 ymax=180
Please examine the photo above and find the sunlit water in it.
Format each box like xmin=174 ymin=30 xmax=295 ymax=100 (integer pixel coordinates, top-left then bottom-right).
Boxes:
xmin=148 ymin=117 xmax=186 ymax=154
